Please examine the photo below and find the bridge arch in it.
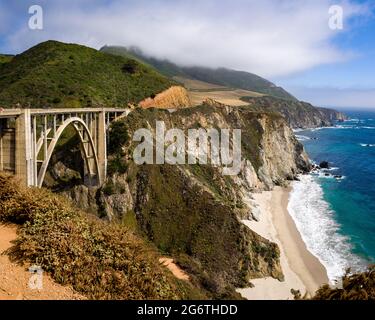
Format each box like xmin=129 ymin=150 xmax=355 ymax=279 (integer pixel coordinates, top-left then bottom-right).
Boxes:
xmin=37 ymin=117 xmax=101 ymax=188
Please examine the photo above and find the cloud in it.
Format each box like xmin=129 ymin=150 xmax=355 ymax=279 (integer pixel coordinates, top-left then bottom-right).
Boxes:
xmin=2 ymin=0 xmax=371 ymax=78
xmin=286 ymin=86 xmax=375 ymax=109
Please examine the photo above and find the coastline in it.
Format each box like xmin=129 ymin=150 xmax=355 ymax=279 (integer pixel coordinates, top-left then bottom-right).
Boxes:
xmin=238 ymin=186 xmax=329 ymax=300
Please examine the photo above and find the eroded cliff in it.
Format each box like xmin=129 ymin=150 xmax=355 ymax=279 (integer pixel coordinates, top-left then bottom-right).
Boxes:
xmin=242 ymin=96 xmax=348 ymax=129
xmin=94 ymin=102 xmax=310 ymax=298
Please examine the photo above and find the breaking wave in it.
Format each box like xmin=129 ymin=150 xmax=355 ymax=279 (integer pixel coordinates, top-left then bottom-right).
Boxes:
xmin=295 ymin=134 xmax=311 ymax=141
xmin=288 ymin=175 xmax=366 ymax=283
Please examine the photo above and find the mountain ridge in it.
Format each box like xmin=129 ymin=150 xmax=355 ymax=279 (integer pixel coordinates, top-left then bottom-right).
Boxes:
xmin=100 ymin=45 xmax=296 ymax=101
xmin=0 ymin=41 xmax=347 ymax=130
xmin=100 ymin=45 xmax=348 ymax=127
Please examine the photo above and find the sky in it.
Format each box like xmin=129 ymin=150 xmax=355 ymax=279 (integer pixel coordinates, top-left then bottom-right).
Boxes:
xmin=0 ymin=0 xmax=374 ymax=109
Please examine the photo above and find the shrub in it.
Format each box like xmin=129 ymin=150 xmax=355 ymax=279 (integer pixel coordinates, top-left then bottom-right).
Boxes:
xmin=0 ymin=173 xmax=193 ymax=300
xmin=108 ymin=122 xmax=129 ymax=155
xmin=122 ymin=60 xmax=138 ymax=74
xmin=311 ymin=266 xmax=375 ymax=300
xmin=107 ymin=155 xmax=128 ymax=176
xmin=102 ymin=181 xmax=116 ymax=196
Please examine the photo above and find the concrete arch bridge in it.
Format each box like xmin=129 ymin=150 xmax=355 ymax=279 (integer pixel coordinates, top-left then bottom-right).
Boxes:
xmin=0 ymin=108 xmax=129 ymax=187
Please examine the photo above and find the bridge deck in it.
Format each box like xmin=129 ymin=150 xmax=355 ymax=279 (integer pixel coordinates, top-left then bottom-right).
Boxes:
xmin=0 ymin=108 xmax=129 ymax=118
xmin=0 ymin=109 xmax=22 ymax=118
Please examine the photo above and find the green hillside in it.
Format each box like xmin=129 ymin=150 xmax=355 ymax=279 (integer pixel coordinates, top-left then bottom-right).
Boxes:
xmin=0 ymin=54 xmax=13 ymax=66
xmin=101 ymin=46 xmax=296 ymax=101
xmin=101 ymin=46 xmax=185 ymax=78
xmin=0 ymin=41 xmax=174 ymax=108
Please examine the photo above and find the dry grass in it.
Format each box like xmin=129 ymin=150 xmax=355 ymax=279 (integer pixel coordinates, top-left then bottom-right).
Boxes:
xmin=188 ymin=89 xmax=263 ymax=107
xmin=139 ymin=86 xmax=191 ymax=109
xmin=173 ymin=77 xmax=264 ymax=107
xmin=173 ymin=76 xmax=228 ymax=91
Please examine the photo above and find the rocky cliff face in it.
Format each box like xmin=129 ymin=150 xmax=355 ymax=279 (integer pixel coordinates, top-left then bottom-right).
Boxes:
xmin=92 ymin=101 xmax=310 ymax=298
xmin=317 ymin=107 xmax=347 ymax=123
xmin=242 ymin=96 xmax=348 ymax=129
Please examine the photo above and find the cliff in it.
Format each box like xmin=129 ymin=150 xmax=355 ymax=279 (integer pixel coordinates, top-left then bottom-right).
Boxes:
xmin=317 ymin=107 xmax=347 ymax=123
xmin=241 ymin=96 xmax=348 ymax=129
xmin=93 ymin=101 xmax=311 ymax=298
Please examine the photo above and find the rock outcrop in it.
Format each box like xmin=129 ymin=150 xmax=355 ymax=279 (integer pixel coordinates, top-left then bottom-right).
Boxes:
xmin=242 ymin=96 xmax=348 ymax=129
xmin=317 ymin=107 xmax=347 ymax=123
xmin=61 ymin=185 xmax=99 ymax=214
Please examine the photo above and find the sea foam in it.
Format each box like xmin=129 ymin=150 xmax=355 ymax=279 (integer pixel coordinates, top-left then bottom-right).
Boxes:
xmin=295 ymin=134 xmax=311 ymax=141
xmin=288 ymin=175 xmax=365 ymax=283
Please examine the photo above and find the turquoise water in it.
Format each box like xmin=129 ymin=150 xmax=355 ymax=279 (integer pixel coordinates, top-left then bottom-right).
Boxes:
xmin=293 ymin=110 xmax=375 ymax=279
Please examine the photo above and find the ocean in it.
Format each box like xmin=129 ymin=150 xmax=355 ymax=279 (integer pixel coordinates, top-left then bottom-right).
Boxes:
xmin=290 ymin=109 xmax=375 ymax=283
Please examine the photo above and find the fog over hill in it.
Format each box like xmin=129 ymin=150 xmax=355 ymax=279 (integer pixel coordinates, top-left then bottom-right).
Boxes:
xmin=101 ymin=46 xmax=296 ymax=101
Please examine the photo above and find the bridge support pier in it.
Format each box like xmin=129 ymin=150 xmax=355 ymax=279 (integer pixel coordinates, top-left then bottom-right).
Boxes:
xmin=98 ymin=109 xmax=107 ymax=186
xmin=15 ymin=109 xmax=34 ymax=186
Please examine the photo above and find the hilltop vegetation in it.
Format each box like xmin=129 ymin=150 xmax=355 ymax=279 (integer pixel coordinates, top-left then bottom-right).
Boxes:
xmin=0 ymin=41 xmax=174 ymax=108
xmin=100 ymin=46 xmax=296 ymax=101
xmin=0 ymin=173 xmax=201 ymax=300
xmin=0 ymin=54 xmax=13 ymax=66
xmin=101 ymin=46 xmax=186 ymax=78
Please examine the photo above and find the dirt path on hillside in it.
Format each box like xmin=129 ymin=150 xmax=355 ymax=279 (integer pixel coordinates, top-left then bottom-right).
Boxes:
xmin=0 ymin=223 xmax=83 ymax=300
xmin=159 ymin=258 xmax=190 ymax=281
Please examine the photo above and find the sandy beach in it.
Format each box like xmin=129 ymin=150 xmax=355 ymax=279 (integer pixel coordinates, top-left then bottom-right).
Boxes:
xmin=238 ymin=186 xmax=329 ymax=300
